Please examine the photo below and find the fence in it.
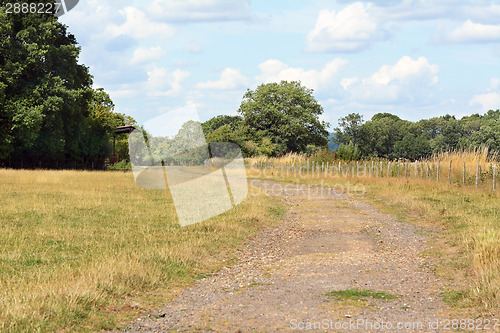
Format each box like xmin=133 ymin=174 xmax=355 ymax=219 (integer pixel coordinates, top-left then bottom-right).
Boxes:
xmin=246 ymin=158 xmax=498 ymax=192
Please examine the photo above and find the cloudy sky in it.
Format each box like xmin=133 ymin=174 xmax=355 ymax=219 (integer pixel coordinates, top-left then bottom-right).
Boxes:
xmin=60 ymin=0 xmax=500 ymax=128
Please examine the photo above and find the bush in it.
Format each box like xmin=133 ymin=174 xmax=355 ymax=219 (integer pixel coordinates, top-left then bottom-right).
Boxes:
xmin=107 ymin=160 xmax=131 ymax=171
xmin=336 ymin=142 xmax=361 ymax=161
xmin=242 ymin=141 xmax=261 ymax=157
xmin=310 ymin=149 xmax=336 ymax=164
xmin=260 ymin=137 xmax=277 ymax=157
xmin=305 ymin=144 xmax=322 ymax=156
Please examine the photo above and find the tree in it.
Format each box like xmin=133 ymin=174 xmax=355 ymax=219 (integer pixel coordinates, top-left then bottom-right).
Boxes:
xmin=201 ymin=115 xmax=243 ymax=135
xmin=333 ymin=113 xmax=364 ymax=146
xmin=238 ymin=81 xmax=329 ymax=155
xmin=0 ymin=4 xmax=130 ymax=168
xmin=355 ymin=114 xmax=409 ymax=158
xmin=336 ymin=142 xmax=361 ymax=160
xmin=393 ymin=133 xmax=432 ymax=160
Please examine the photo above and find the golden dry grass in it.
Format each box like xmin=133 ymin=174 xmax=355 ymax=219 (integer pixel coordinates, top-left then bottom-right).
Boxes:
xmin=0 ymin=169 xmax=283 ymax=332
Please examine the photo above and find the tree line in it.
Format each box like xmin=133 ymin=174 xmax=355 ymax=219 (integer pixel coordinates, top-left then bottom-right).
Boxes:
xmin=0 ymin=2 xmax=135 ymax=169
xmin=201 ymin=83 xmax=499 ymax=161
xmin=2 ymin=4 xmax=498 ymax=168
xmin=333 ymin=111 xmax=500 ymax=161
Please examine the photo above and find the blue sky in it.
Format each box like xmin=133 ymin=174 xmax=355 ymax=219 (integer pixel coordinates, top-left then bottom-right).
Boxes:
xmin=60 ymin=0 xmax=500 ymax=128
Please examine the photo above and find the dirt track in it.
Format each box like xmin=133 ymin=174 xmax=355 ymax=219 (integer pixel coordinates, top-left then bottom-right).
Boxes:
xmin=121 ymin=181 xmax=452 ymax=332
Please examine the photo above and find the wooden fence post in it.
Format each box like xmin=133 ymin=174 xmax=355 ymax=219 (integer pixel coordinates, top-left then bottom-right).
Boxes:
xmin=388 ymin=162 xmax=391 ymax=178
xmin=449 ymin=160 xmax=452 ymax=184
xmin=476 ymin=162 xmax=480 ymax=189
xmin=437 ymin=160 xmax=440 ymax=182
xmin=493 ymin=163 xmax=496 ymax=191
xmin=415 ymin=161 xmax=418 ymax=178
xmin=427 ymin=162 xmax=430 ymax=179
xmin=463 ymin=162 xmax=466 ymax=184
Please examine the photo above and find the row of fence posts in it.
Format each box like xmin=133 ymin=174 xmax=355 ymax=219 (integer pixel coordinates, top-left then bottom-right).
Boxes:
xmin=4 ymin=160 xmax=98 ymax=170
xmin=251 ymin=160 xmax=497 ymax=191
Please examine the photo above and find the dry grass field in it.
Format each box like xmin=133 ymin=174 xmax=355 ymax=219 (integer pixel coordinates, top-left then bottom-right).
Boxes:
xmin=0 ymin=169 xmax=284 ymax=332
xmin=1 ymin=149 xmax=498 ymax=332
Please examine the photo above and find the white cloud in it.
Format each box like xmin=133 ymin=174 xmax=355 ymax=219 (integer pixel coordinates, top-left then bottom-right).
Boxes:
xmin=490 ymin=78 xmax=500 ymax=91
xmin=306 ymin=3 xmax=388 ymax=53
xmin=470 ymin=78 xmax=500 ymax=111
xmin=148 ymin=0 xmax=251 ymax=22
xmin=184 ymin=41 xmax=204 ymax=54
xmin=256 ymin=58 xmax=348 ymax=92
xmin=105 ymin=7 xmax=176 ymax=40
xmin=130 ymin=47 xmax=168 ymax=65
xmin=441 ymin=20 xmax=500 ymax=44
xmin=470 ymin=93 xmax=500 ymax=111
xmin=343 ymin=56 xmax=440 ymax=105
xmin=196 ymin=68 xmax=249 ymax=90
xmin=146 ymin=67 xmax=190 ymax=97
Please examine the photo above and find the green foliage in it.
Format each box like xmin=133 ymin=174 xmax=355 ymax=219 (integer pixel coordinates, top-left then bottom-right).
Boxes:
xmin=241 ymin=140 xmax=261 ymax=157
xmin=0 ymin=5 xmax=135 ymax=169
xmin=393 ymin=133 xmax=432 ymax=160
xmin=336 ymin=142 xmax=362 ymax=161
xmin=333 ymin=113 xmax=363 ymax=146
xmin=259 ymin=137 xmax=277 ymax=157
xmin=238 ymin=81 xmax=329 ymax=154
xmin=201 ymin=115 xmax=243 ymax=135
xmin=305 ymin=144 xmax=322 ymax=156
xmin=334 ymin=111 xmax=500 ymax=160
xmin=310 ymin=148 xmax=336 ymax=164
xmin=107 ymin=160 xmax=131 ymax=171
xmin=325 ymin=289 xmax=397 ymax=301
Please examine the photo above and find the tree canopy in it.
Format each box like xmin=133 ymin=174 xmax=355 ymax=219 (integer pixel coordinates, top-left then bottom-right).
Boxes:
xmin=0 ymin=4 xmax=134 ymax=169
xmin=237 ymin=81 xmax=329 ymax=155
xmin=333 ymin=110 xmax=500 ymax=160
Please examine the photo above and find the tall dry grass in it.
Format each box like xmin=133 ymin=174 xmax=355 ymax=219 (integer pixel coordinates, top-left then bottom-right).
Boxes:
xmin=0 ymin=169 xmax=283 ymax=332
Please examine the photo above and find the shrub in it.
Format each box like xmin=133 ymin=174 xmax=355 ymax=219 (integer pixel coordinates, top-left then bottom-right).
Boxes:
xmin=107 ymin=160 xmax=131 ymax=171
xmin=336 ymin=142 xmax=362 ymax=160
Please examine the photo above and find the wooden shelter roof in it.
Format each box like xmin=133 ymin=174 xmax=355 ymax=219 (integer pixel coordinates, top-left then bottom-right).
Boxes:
xmin=115 ymin=126 xmax=136 ymax=135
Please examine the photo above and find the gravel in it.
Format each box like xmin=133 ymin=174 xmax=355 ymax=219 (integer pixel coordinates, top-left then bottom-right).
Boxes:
xmin=117 ymin=181 xmax=454 ymax=332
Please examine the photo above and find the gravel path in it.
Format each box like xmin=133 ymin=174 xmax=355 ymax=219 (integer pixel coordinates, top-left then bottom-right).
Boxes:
xmin=120 ymin=180 xmax=453 ymax=332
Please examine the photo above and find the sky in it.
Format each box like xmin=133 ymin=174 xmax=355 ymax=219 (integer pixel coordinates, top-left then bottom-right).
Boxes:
xmin=59 ymin=0 xmax=500 ymax=128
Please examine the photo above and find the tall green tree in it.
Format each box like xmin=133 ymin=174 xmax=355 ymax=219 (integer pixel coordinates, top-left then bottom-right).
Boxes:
xmin=238 ymin=81 xmax=329 ymax=155
xmin=201 ymin=115 xmax=243 ymax=135
xmin=333 ymin=113 xmax=364 ymax=146
xmin=0 ymin=3 xmax=130 ymax=168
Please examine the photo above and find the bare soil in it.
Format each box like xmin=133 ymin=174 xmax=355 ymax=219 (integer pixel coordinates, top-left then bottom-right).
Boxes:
xmin=119 ymin=181 xmax=455 ymax=332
